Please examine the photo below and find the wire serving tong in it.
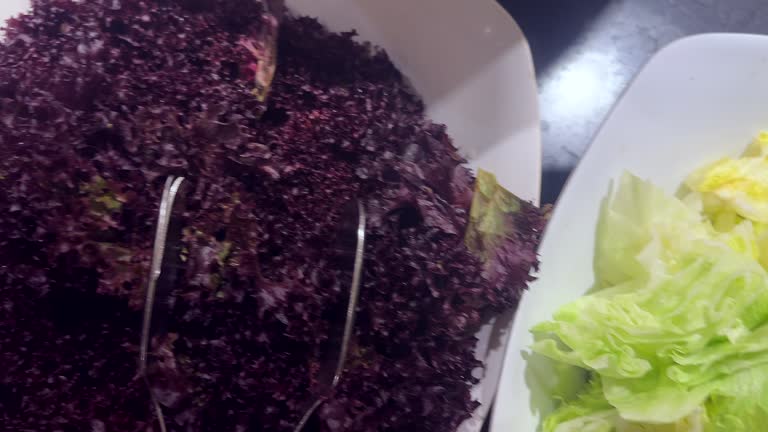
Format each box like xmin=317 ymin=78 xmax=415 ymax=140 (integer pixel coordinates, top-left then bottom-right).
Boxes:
xmin=293 ymin=200 xmax=367 ymax=432
xmin=139 ymin=176 xmax=187 ymax=432
xmin=138 ymin=178 xmax=365 ymax=432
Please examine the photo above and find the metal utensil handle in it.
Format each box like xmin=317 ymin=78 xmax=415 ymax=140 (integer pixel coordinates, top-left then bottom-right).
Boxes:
xmin=332 ymin=200 xmax=366 ymax=386
xmin=293 ymin=397 xmax=326 ymax=432
xmin=293 ymin=200 xmax=366 ymax=432
xmin=139 ymin=176 xmax=186 ymax=375
xmin=138 ymin=176 xmax=185 ymax=432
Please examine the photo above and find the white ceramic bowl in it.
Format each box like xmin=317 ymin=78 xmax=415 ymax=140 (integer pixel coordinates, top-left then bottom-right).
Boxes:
xmin=1 ymin=1 xmax=542 ymax=431
xmin=492 ymin=33 xmax=768 ymax=431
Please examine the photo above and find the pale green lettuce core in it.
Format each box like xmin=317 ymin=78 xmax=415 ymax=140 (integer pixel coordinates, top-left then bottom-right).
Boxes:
xmin=464 ymin=169 xmax=522 ymax=262
xmin=532 ymin=171 xmax=768 ymax=432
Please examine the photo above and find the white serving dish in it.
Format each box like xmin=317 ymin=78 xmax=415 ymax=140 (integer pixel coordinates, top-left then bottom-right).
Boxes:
xmin=0 ymin=1 xmax=27 ymax=20
xmin=2 ymin=1 xmax=541 ymax=431
xmin=492 ymin=33 xmax=768 ymax=431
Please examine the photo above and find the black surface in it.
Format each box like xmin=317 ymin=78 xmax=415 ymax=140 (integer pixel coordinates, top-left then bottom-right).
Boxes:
xmin=499 ymin=0 xmax=768 ymax=204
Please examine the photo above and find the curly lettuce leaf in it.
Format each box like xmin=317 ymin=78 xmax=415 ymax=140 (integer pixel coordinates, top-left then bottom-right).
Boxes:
xmin=542 ymin=377 xmax=615 ymax=432
xmin=464 ymin=169 xmax=544 ymax=286
xmin=543 ymin=376 xmax=708 ymax=432
xmin=534 ymin=173 xmax=768 ymax=426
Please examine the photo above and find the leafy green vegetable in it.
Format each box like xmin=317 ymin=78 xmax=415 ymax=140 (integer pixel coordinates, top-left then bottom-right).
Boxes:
xmin=542 ymin=376 xmax=710 ymax=432
xmin=81 ymin=175 xmax=124 ymax=213
xmin=704 ymin=365 xmax=768 ymax=431
xmin=541 ymin=377 xmax=615 ymax=432
xmin=592 ymin=173 xmax=709 ymax=290
xmin=464 ymin=169 xmax=522 ymax=261
xmin=533 ymin=173 xmax=768 ymax=430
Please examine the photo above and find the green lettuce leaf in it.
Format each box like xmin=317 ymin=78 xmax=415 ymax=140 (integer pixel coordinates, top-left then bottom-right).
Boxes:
xmin=534 ymin=173 xmax=768 ymax=427
xmin=464 ymin=169 xmax=522 ymax=262
xmin=593 ymin=173 xmax=709 ymax=290
xmin=705 ymin=365 xmax=768 ymax=431
xmin=542 ymin=377 xmax=616 ymax=432
xmin=543 ymin=376 xmax=709 ymax=432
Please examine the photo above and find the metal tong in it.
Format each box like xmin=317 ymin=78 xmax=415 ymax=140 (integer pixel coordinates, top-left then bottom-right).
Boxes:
xmin=139 ymin=178 xmax=365 ymax=432
xmin=139 ymin=176 xmax=187 ymax=432
xmin=293 ymin=200 xmax=367 ymax=432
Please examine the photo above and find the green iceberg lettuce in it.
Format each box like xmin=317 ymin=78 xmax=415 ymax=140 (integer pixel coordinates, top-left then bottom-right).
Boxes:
xmin=533 ymin=173 xmax=768 ymax=431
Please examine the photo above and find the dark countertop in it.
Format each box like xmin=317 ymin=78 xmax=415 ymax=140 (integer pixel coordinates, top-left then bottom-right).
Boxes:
xmin=499 ymin=0 xmax=768 ymax=204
